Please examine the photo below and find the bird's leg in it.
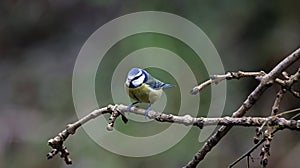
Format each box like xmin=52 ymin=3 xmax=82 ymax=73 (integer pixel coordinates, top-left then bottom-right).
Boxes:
xmin=127 ymin=101 xmax=139 ymax=111
xmin=144 ymin=104 xmax=152 ymax=116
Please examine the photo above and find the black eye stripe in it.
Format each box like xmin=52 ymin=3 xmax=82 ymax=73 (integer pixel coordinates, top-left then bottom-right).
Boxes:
xmin=131 ymin=73 xmax=143 ymax=82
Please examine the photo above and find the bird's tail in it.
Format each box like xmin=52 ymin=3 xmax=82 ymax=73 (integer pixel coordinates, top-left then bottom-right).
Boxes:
xmin=162 ymin=83 xmax=174 ymax=88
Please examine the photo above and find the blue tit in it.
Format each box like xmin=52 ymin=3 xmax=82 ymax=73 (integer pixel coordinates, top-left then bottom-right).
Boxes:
xmin=125 ymin=68 xmax=172 ymax=115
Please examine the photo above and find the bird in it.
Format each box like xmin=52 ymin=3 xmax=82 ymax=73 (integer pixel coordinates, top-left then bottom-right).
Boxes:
xmin=125 ymin=68 xmax=172 ymax=115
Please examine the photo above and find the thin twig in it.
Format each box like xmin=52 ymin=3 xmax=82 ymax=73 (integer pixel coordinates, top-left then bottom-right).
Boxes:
xmin=275 ymin=67 xmax=300 ymax=98
xmin=272 ymin=90 xmax=286 ymax=115
xmin=258 ymin=88 xmax=286 ymax=167
xmin=246 ymin=155 xmax=250 ymax=168
xmin=191 ymin=71 xmax=266 ymax=95
xmin=229 ymin=136 xmax=265 ymax=168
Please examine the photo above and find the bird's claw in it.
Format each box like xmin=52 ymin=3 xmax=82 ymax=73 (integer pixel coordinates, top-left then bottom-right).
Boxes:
xmin=144 ymin=104 xmax=152 ymax=116
xmin=127 ymin=104 xmax=133 ymax=112
xmin=127 ymin=102 xmax=139 ymax=112
xmin=144 ymin=108 xmax=150 ymax=116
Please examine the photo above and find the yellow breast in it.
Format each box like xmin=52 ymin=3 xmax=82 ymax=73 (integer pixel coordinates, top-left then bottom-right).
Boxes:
xmin=125 ymin=83 xmax=163 ymax=104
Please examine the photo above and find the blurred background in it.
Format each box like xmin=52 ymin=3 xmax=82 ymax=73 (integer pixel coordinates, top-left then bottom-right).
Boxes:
xmin=1 ymin=0 xmax=300 ymax=168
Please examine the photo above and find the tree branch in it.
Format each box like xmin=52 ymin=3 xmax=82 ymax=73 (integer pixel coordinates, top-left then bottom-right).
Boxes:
xmin=185 ymin=48 xmax=300 ymax=168
xmin=47 ymin=106 xmax=112 ymax=164
xmin=275 ymin=67 xmax=300 ymax=98
xmin=47 ymin=103 xmax=300 ymax=165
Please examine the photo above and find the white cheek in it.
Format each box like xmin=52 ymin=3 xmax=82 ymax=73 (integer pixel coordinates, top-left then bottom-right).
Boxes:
xmin=132 ymin=75 xmax=145 ymax=86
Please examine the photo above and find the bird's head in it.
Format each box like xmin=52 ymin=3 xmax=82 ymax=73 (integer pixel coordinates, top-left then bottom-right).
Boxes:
xmin=125 ymin=68 xmax=148 ymax=88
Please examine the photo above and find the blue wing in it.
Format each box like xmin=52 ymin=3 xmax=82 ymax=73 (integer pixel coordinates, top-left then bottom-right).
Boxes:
xmin=146 ymin=78 xmax=172 ymax=89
